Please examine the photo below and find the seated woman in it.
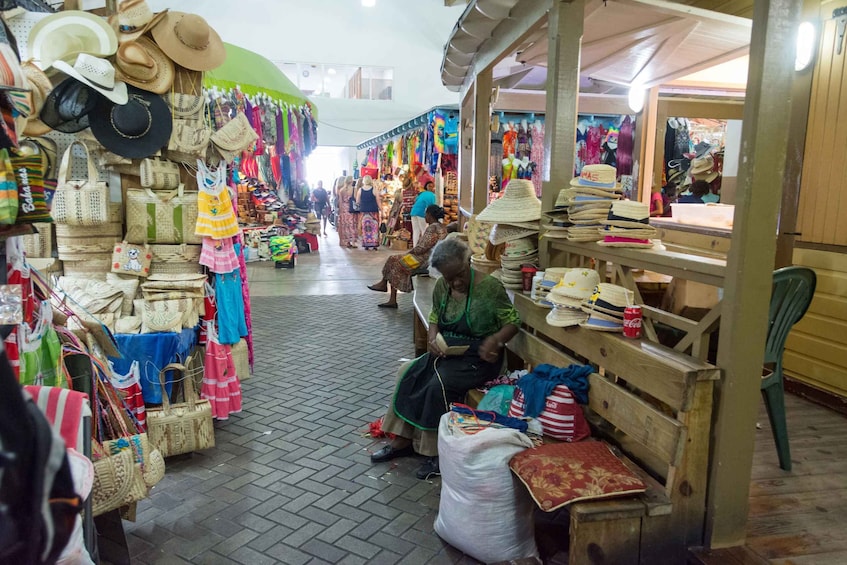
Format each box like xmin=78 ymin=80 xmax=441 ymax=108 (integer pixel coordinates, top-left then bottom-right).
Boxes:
xmin=371 ymin=238 xmax=520 ymax=479
xmin=368 ymin=205 xmax=448 ymax=309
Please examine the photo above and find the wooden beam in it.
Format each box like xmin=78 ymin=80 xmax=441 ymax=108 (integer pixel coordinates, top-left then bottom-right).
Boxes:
xmin=458 ymin=85 xmax=475 ymax=213
xmin=540 ymin=0 xmax=583 ymax=268
xmin=706 ymin=0 xmax=805 ymax=548
xmin=472 ymin=68 xmax=493 ymax=214
xmin=637 ymin=87 xmax=660 ymax=203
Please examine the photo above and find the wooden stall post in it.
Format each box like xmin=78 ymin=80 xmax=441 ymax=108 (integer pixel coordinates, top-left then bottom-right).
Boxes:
xmin=637 ymin=87 xmax=660 ymax=206
xmin=541 ymin=0 xmax=584 ymax=268
xmin=472 ymin=68 xmax=493 ymax=215
xmin=459 ymin=85 xmax=476 ymax=215
xmin=707 ymin=0 xmax=805 ymax=548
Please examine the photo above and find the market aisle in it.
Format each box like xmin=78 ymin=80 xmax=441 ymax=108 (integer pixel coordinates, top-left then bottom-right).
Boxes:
xmin=125 ymin=237 xmax=478 ymax=564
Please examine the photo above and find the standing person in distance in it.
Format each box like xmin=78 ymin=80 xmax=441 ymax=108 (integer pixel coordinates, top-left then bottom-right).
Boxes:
xmin=357 ymin=175 xmax=382 ymax=251
xmin=337 ymin=176 xmax=359 ymax=248
xmin=410 ymin=180 xmax=437 ymax=246
xmin=311 ymin=180 xmax=330 ymax=236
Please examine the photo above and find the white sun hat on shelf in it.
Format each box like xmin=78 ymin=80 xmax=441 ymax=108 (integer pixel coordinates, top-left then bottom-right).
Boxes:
xmin=476 ymin=179 xmax=541 ymax=223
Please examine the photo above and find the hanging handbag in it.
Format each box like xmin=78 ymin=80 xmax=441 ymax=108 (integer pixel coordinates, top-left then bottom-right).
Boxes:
xmin=165 ymin=93 xmax=206 ymax=120
xmin=125 ymin=184 xmax=201 ymax=244
xmin=0 ymin=148 xmax=18 ymax=225
xmin=111 ymin=241 xmax=152 ymax=278
xmin=147 ymin=362 xmax=215 ymax=457
xmin=10 ymin=150 xmax=52 ymax=223
xmin=140 ymin=158 xmax=181 ymax=190
xmin=165 ymin=119 xmax=212 ymax=164
xmin=210 ymin=112 xmax=258 ymax=163
xmin=91 ymin=446 xmax=136 ymax=517
xmin=52 ymin=140 xmax=110 ymax=226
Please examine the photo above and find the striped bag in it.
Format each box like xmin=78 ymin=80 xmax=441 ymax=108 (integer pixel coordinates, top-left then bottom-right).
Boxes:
xmin=0 ymin=149 xmax=17 ymax=224
xmin=508 ymin=384 xmax=591 ymax=442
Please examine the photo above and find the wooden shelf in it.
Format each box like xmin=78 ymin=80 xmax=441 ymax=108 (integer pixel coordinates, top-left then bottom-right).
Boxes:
xmin=548 ymin=239 xmax=727 ymax=287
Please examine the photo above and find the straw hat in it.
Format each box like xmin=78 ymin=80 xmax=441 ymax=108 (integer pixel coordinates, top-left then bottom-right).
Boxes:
xmin=499 ymin=220 xmax=540 ymax=230
xmin=114 ymin=36 xmax=174 ymax=94
xmin=109 ymin=0 xmax=164 ymax=43
xmin=689 ymin=154 xmax=714 ymax=176
xmin=501 ymin=236 xmax=538 ymax=258
xmin=546 ymin=306 xmax=588 ymax=328
xmin=150 ymin=12 xmax=225 ymax=71
xmin=551 ymin=268 xmax=601 ymax=303
xmin=28 ymin=10 xmax=118 ymax=71
xmin=21 ymin=62 xmax=52 ymax=136
xmin=476 ymin=179 xmax=541 ymax=223
xmin=89 ymin=86 xmax=172 ymax=158
xmin=52 ymin=54 xmax=128 ymax=104
xmin=489 ymin=224 xmax=539 ymax=245
xmin=570 ymin=164 xmax=619 ymax=190
xmin=581 ymin=283 xmax=633 ymax=318
xmin=39 ymin=78 xmax=98 ymax=133
xmin=602 ymin=200 xmax=652 ymax=230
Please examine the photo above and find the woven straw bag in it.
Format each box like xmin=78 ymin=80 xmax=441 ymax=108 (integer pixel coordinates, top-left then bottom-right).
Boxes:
xmin=56 ymin=221 xmax=122 ymax=239
xmin=126 ymin=185 xmax=200 ymax=244
xmin=106 ymin=273 xmax=140 ymax=316
xmin=111 ymin=241 xmax=152 ymax=278
xmin=21 ymin=222 xmax=53 ymax=258
xmin=62 ymin=254 xmax=113 ymax=279
xmin=91 ymin=447 xmax=136 ymax=517
xmin=165 ymin=119 xmax=211 ymax=164
xmin=57 ymin=235 xmax=121 ymax=261
xmin=101 ymin=435 xmax=150 ymax=506
xmin=211 ymin=113 xmax=258 ymax=163
xmin=149 ymin=243 xmax=201 ymax=263
xmin=232 ymin=338 xmax=250 ymax=381
xmin=140 ymin=158 xmax=180 ymax=190
xmin=166 ymin=93 xmax=206 ymax=120
xmin=52 ymin=141 xmax=110 ymax=226
xmin=147 ymin=362 xmax=215 ymax=457
xmin=140 ymin=299 xmax=193 ymax=333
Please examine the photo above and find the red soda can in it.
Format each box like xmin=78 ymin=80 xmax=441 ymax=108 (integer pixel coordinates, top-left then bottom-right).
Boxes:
xmin=623 ymin=305 xmax=642 ymax=339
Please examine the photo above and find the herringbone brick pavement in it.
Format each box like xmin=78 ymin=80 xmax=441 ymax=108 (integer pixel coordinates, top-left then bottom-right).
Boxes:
xmin=126 ymin=294 xmax=482 ymax=564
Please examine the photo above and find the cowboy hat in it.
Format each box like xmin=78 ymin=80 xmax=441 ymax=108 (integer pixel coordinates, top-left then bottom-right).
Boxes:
xmin=89 ymin=85 xmax=172 ymax=158
xmin=114 ymin=36 xmax=174 ymax=94
xmin=28 ymin=10 xmax=117 ymax=71
xmin=109 ymin=0 xmax=167 ymax=43
xmin=52 ymin=53 xmax=128 ymax=104
xmin=149 ymin=11 xmax=225 ymax=71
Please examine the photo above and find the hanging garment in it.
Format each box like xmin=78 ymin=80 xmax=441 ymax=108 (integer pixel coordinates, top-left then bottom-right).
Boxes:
xmin=502 ymin=128 xmax=517 ymax=157
xmin=202 ymin=337 xmax=242 ymax=420
xmin=18 ymin=301 xmax=62 ymax=387
xmin=232 ymin=240 xmax=253 ymax=370
xmin=516 ymin=126 xmax=530 ymax=158
xmin=617 ymin=116 xmax=635 ymax=177
xmin=215 ymin=269 xmax=248 ymax=345
xmin=530 ymin=124 xmax=545 ymax=197
xmin=200 ymin=237 xmax=240 ymax=273
xmin=199 ymin=283 xmax=216 ymax=346
xmin=108 ymin=361 xmax=146 ymax=431
xmin=196 ymin=160 xmax=239 ymax=239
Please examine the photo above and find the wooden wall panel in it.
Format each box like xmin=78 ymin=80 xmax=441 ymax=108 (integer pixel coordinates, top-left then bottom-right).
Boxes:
xmin=797 ymin=12 xmax=847 ymax=246
xmin=783 ymin=248 xmax=847 ymax=396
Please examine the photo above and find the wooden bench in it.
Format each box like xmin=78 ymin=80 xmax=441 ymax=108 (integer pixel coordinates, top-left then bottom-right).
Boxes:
xmin=507 ymin=294 xmax=720 ymax=564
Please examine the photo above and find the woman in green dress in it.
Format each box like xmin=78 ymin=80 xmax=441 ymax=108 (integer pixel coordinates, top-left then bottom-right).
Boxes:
xmin=372 ymin=238 xmax=521 ymax=479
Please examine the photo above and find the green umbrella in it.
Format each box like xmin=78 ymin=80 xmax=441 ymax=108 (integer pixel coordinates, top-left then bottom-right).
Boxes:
xmin=204 ymin=43 xmax=317 ymax=117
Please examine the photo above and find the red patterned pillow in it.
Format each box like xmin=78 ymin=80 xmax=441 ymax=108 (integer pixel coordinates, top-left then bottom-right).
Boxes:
xmin=509 ymin=441 xmax=647 ymax=512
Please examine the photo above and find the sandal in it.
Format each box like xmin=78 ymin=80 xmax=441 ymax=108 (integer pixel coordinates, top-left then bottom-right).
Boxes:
xmin=368 ymin=284 xmax=388 ymax=292
xmin=378 ymin=302 xmax=398 ymax=309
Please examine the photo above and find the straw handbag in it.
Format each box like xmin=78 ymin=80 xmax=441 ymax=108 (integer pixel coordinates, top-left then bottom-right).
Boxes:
xmin=140 ymin=158 xmax=180 ymax=190
xmin=111 ymin=242 xmax=152 ymax=278
xmin=21 ymin=222 xmax=53 ymax=258
xmin=91 ymin=447 xmax=136 ymax=517
xmin=211 ymin=113 xmax=258 ymax=163
xmin=148 ymin=244 xmax=202 ymax=275
xmin=147 ymin=362 xmax=215 ymax=457
xmin=232 ymin=338 xmax=250 ymax=381
xmin=125 ymin=184 xmax=201 ymax=244
xmin=52 ymin=141 xmax=110 ymax=226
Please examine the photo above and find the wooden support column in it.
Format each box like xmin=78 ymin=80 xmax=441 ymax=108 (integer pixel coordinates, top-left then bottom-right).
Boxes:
xmin=637 ymin=87 xmax=660 ymax=205
xmin=541 ymin=0 xmax=583 ymax=268
xmin=458 ymin=84 xmax=475 ymax=215
xmin=707 ymin=0 xmax=804 ymax=548
xmin=472 ymin=68 xmax=493 ymax=215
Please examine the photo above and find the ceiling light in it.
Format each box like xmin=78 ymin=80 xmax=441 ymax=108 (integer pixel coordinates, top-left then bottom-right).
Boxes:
xmin=628 ymin=85 xmax=646 ymax=113
xmin=362 ymin=0 xmax=376 ymax=6
xmin=327 ymin=68 xmax=337 ymax=75
xmin=795 ymin=21 xmax=816 ymax=71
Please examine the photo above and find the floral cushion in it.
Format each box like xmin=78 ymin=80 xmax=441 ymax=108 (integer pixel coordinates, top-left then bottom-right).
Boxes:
xmin=509 ymin=441 xmax=647 ymax=512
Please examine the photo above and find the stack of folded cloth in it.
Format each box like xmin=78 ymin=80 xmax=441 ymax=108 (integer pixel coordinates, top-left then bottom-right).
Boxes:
xmin=566 ymin=164 xmax=622 ymax=241
xmin=598 ymin=200 xmax=657 ymax=248
xmin=532 ymin=267 xmax=568 ymax=308
xmin=580 ymin=282 xmax=635 ymax=332
xmin=498 ymin=236 xmax=539 ymax=290
xmin=546 ymin=268 xmax=601 ymax=327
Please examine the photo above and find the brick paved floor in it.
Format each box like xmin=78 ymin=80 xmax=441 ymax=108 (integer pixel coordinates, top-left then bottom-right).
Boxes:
xmin=126 ymin=289 xmax=481 ymax=564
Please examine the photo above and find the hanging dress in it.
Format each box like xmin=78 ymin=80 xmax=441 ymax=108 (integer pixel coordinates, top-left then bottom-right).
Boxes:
xmin=215 ymin=269 xmax=248 ymax=345
xmin=202 ymin=331 xmax=243 ymax=420
xmin=502 ymin=128 xmax=518 ymax=157
xmin=358 ymin=187 xmax=381 ymax=250
xmin=530 ymin=124 xmax=545 ymax=196
xmin=195 ymin=160 xmax=240 ymax=239
xmin=200 ymin=237 xmax=240 ymax=273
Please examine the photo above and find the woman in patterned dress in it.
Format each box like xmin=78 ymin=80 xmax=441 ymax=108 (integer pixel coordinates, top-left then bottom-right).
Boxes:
xmin=368 ymin=205 xmax=447 ymax=308
xmin=336 ymin=176 xmax=359 ymax=248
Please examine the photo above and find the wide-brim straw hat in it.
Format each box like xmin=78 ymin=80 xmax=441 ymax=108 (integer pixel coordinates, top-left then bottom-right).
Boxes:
xmin=547 ymin=307 xmax=588 ymax=327
xmin=89 ymin=85 xmax=172 ymax=158
xmin=689 ymin=154 xmax=715 ymax=175
xmin=581 ymin=283 xmax=633 ymax=316
xmin=150 ymin=11 xmax=225 ymax=71
xmin=543 ymin=230 xmax=570 ymax=239
xmin=551 ymin=268 xmax=601 ymax=301
xmin=114 ymin=36 xmax=174 ymax=94
xmin=499 ymin=220 xmax=540 ymax=230
xmin=52 ymin=53 xmax=128 ymax=104
xmin=29 ymin=10 xmax=118 ymax=71
xmin=477 ymin=179 xmax=541 ymax=223
xmin=570 ymin=164 xmax=620 ymax=190
xmin=489 ymin=224 xmax=539 ymax=245
xmin=502 ymin=236 xmax=538 ymax=258
xmin=572 ymin=186 xmax=623 ymax=198
xmin=21 ymin=62 xmax=53 ymax=136
xmin=108 ymin=0 xmax=165 ymax=43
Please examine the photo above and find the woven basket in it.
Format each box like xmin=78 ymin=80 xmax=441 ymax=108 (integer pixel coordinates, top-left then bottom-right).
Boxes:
xmin=147 ymin=362 xmax=215 ymax=457
xmin=232 ymin=339 xmax=249 ymax=381
xmin=63 ymin=254 xmax=112 ymax=279
xmin=56 ymin=221 xmax=122 ymax=238
xmin=149 ymin=244 xmax=202 ymax=263
xmin=91 ymin=448 xmax=136 ymax=517
xmin=149 ymin=261 xmax=204 ymax=276
xmin=21 ymin=223 xmax=54 ymax=258
xmin=57 ymin=235 xmax=121 ymax=261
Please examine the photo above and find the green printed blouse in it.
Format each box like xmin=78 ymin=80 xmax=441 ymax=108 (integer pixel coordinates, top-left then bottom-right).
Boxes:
xmin=428 ymin=272 xmax=521 ymax=338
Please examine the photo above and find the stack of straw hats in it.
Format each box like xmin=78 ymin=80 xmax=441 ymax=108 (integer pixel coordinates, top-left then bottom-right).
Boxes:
xmin=546 ymin=268 xmax=601 ymax=327
xmin=543 ymin=165 xmax=623 ymax=242
xmin=476 ymin=180 xmax=541 ymax=289
xmin=532 ymin=267 xmax=568 ymax=308
xmin=598 ymin=200 xmax=657 ymax=248
xmin=580 ymin=283 xmax=635 ymax=332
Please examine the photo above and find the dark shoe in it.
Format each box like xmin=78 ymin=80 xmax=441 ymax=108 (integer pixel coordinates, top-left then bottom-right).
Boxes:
xmin=378 ymin=302 xmax=398 ymax=309
xmin=416 ymin=457 xmax=440 ymax=480
xmin=371 ymin=444 xmax=413 ymax=463
xmin=368 ymin=284 xmax=388 ymax=292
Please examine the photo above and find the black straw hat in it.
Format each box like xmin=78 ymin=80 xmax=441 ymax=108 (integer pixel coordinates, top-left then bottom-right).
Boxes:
xmin=39 ymin=78 xmax=98 ymax=133
xmin=89 ymin=85 xmax=171 ymax=158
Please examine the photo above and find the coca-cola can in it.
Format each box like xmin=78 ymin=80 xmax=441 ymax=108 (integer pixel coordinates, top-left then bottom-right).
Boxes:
xmin=623 ymin=305 xmax=642 ymax=339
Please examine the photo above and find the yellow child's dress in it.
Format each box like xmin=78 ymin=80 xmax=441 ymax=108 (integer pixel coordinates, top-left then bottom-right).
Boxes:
xmin=195 ymin=160 xmax=239 ymax=239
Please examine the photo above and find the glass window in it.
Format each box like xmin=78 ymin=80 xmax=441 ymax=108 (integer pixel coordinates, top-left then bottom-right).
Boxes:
xmin=277 ymin=62 xmax=393 ymax=101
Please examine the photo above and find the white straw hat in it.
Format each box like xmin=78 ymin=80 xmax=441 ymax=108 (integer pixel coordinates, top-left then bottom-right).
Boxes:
xmin=546 ymin=306 xmax=589 ymax=327
xmin=570 ymin=164 xmax=619 ymax=190
xmin=476 ymin=179 xmax=541 ymax=223
xmin=29 ymin=10 xmax=118 ymax=71
xmin=52 ymin=54 xmax=128 ymax=104
xmin=550 ymin=268 xmax=601 ymax=302
xmin=489 ymin=224 xmax=539 ymax=245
